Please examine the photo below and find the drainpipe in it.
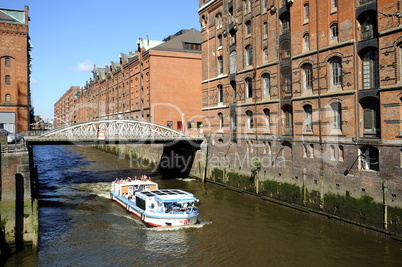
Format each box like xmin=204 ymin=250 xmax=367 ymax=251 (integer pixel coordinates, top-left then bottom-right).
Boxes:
xmin=315 ymin=0 xmax=324 ymax=207
xmin=383 ymin=180 xmax=388 ymax=230
xmin=251 ymin=0 xmax=259 ymax=193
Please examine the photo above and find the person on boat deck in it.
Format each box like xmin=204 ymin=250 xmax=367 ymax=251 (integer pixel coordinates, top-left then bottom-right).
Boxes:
xmin=165 ymin=203 xmax=173 ymax=213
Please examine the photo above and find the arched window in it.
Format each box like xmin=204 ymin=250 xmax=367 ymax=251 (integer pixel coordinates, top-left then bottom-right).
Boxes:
xmin=303 ymin=33 xmax=310 ymax=51
xmin=5 ymin=94 xmax=11 ymax=102
xmin=359 ymin=11 xmax=376 ymax=41
xmin=263 ymin=48 xmax=268 ymax=62
xmin=282 ymin=141 xmax=292 ymax=161
xmin=5 ymin=75 xmax=10 ymax=85
xmin=245 ymin=45 xmax=253 ymax=66
xmin=218 ymin=112 xmax=224 ymax=129
xmin=280 ymin=13 xmax=290 ymax=35
xmin=330 ymin=23 xmax=338 ymax=41
xmin=302 ymin=64 xmax=313 ymax=91
xmin=246 ymin=110 xmax=254 ymax=129
xmin=5 ymin=57 xmax=10 ymax=66
xmin=217 ymin=34 xmax=223 ymax=48
xmin=245 ymin=77 xmax=253 ymax=98
xmin=263 ymin=22 xmax=268 ymax=36
xmin=216 ymin=13 xmax=223 ymax=29
xmin=304 ymin=4 xmax=309 ymax=22
xmin=245 ymin=20 xmax=252 ymax=35
xmin=262 ymin=73 xmax=271 ymax=96
xmin=280 ymin=40 xmax=291 ymax=60
xmin=263 ymin=108 xmax=270 ymax=130
xmin=230 ymin=29 xmax=237 ymax=45
xmin=330 ymin=57 xmax=342 ymax=86
xmin=303 ymin=104 xmax=313 ymax=131
xmin=217 ymin=84 xmax=224 ymax=103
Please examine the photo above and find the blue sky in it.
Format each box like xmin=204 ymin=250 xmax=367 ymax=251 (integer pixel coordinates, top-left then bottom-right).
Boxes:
xmin=2 ymin=0 xmax=200 ymax=119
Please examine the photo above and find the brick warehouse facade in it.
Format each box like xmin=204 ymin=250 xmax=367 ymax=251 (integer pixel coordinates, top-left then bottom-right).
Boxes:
xmin=54 ymin=86 xmax=80 ymax=127
xmin=199 ymin=0 xmax=402 ymax=234
xmin=0 ymin=7 xmax=32 ymax=133
xmin=55 ymin=29 xmax=203 ymax=134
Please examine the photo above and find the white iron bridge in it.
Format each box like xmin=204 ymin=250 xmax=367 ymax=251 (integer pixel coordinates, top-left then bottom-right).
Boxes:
xmin=24 ymin=119 xmax=204 ymax=146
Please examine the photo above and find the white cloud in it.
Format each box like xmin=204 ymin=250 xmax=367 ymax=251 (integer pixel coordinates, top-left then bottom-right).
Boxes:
xmin=76 ymin=60 xmax=95 ymax=72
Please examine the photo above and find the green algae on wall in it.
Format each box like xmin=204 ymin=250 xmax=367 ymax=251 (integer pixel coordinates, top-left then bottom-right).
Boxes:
xmin=260 ymin=180 xmax=302 ymax=205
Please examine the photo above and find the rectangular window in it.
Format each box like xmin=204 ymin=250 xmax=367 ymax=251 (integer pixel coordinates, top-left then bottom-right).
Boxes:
xmin=184 ymin=43 xmax=201 ymax=51
xmin=339 ymin=146 xmax=344 ymax=162
xmin=362 ymin=50 xmax=379 ymax=89
xmin=197 ymin=121 xmax=203 ymax=129
xmin=330 ymin=145 xmax=335 ymax=161
xmin=177 ymin=121 xmax=182 ymax=130
xmin=331 ymin=60 xmax=342 ymax=86
xmin=332 ymin=0 xmax=338 ymax=9
xmin=303 ymin=34 xmax=310 ymax=51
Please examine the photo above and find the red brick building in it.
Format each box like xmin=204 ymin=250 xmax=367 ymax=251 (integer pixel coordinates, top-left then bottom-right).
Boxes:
xmin=199 ymin=0 xmax=402 ymax=225
xmin=0 ymin=6 xmax=32 ymax=133
xmin=58 ymin=29 xmax=203 ymax=134
xmin=54 ymin=86 xmax=79 ymax=127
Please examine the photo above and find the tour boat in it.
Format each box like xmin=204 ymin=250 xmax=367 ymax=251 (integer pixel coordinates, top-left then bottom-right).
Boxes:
xmin=110 ymin=179 xmax=199 ymax=227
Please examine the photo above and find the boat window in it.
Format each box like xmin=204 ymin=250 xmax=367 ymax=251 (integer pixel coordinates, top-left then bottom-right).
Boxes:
xmin=136 ymin=197 xmax=146 ymax=210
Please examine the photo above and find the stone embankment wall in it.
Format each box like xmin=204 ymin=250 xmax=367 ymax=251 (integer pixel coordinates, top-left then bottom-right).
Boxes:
xmin=0 ymin=145 xmax=38 ymax=261
xmin=95 ymin=142 xmax=402 ymax=240
xmin=195 ymin=138 xmax=402 ymax=240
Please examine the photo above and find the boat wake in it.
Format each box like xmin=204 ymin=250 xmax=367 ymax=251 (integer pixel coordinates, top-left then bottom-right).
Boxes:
xmin=146 ymin=219 xmax=212 ymax=231
xmin=70 ymin=182 xmax=111 ymax=199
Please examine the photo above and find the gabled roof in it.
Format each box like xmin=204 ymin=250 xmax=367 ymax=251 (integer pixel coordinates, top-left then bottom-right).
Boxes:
xmin=109 ymin=61 xmax=120 ymax=72
xmin=151 ymin=28 xmax=201 ymax=53
xmin=119 ymin=53 xmax=136 ymax=64
xmin=0 ymin=8 xmax=25 ymax=24
xmin=92 ymin=66 xmax=106 ymax=80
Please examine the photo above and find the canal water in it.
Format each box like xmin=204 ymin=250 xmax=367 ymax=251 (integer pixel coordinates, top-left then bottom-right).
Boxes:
xmin=4 ymin=145 xmax=402 ymax=266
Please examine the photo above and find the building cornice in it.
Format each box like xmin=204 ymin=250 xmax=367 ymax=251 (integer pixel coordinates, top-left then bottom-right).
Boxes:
xmin=198 ymin=0 xmax=218 ymax=13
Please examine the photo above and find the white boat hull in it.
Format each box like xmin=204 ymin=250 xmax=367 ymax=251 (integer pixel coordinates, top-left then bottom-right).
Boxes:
xmin=111 ymin=192 xmax=199 ymax=227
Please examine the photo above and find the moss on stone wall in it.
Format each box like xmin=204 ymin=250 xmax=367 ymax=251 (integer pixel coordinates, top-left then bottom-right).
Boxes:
xmin=388 ymin=206 xmax=402 ymax=235
xmin=260 ymin=180 xmax=302 ymax=205
xmin=227 ymin=172 xmax=254 ymax=191
xmin=324 ymin=194 xmax=383 ymax=229
xmin=306 ymin=190 xmax=322 ymax=209
xmin=211 ymin=168 xmax=223 ymax=182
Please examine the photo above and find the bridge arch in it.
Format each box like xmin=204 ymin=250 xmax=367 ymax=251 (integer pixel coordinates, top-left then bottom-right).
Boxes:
xmin=40 ymin=119 xmax=187 ymax=140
